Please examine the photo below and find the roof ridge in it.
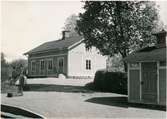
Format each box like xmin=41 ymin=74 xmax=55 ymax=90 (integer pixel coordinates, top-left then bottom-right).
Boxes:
xmin=45 ymin=35 xmax=83 ymax=44
xmin=44 ymin=39 xmax=62 ymax=44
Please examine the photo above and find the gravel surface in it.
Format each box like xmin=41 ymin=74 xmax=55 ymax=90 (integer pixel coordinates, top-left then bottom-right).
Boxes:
xmin=2 ymin=78 xmax=166 ymax=118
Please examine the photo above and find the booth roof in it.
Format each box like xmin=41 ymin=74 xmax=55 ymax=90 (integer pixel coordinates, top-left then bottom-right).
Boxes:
xmin=123 ymin=46 xmax=166 ymax=62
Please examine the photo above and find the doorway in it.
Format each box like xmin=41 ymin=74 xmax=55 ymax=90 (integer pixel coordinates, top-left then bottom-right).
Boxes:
xmin=141 ymin=62 xmax=157 ymax=104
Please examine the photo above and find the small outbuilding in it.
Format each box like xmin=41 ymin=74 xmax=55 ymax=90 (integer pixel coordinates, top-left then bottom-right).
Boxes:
xmin=124 ymin=30 xmax=166 ymax=106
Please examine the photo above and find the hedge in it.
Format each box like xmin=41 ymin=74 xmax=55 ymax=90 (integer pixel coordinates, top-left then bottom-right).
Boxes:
xmin=93 ymin=70 xmax=127 ymax=94
xmin=1 ymin=67 xmax=9 ymax=82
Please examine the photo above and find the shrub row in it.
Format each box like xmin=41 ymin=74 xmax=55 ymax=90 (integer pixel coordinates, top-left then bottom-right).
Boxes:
xmin=93 ymin=70 xmax=127 ymax=94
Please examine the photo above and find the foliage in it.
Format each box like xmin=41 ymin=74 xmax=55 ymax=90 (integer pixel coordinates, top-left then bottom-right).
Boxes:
xmin=1 ymin=53 xmax=28 ymax=93
xmin=63 ymin=14 xmax=79 ymax=37
xmin=10 ymin=59 xmax=27 ymax=68
xmin=1 ymin=54 xmax=28 ymax=82
xmin=1 ymin=52 xmax=9 ymax=82
xmin=76 ymin=1 xmax=161 ymax=71
xmin=93 ymin=70 xmax=127 ymax=94
xmin=106 ymin=54 xmax=124 ymax=72
xmin=9 ymin=59 xmax=28 ymax=77
xmin=1 ymin=67 xmax=9 ymax=82
xmin=1 ymin=52 xmax=8 ymax=67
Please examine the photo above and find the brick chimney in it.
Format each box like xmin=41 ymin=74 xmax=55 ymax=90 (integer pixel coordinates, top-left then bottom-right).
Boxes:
xmin=153 ymin=29 xmax=167 ymax=47
xmin=62 ymin=30 xmax=70 ymax=40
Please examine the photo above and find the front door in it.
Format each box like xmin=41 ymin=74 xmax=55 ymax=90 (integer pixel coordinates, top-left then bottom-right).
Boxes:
xmin=141 ymin=62 xmax=157 ymax=104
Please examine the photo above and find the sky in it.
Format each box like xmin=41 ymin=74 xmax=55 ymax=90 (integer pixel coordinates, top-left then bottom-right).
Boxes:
xmin=1 ymin=1 xmax=167 ymax=62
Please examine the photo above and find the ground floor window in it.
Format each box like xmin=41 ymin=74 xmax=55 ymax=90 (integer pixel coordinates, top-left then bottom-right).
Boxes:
xmin=86 ymin=60 xmax=91 ymax=70
xmin=159 ymin=61 xmax=166 ymax=67
xmin=40 ymin=60 xmax=45 ymax=70
xmin=31 ymin=61 xmax=36 ymax=72
xmin=48 ymin=59 xmax=53 ymax=70
xmin=58 ymin=57 xmax=64 ymax=73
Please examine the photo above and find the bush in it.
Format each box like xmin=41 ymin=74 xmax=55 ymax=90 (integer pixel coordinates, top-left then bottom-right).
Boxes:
xmin=93 ymin=70 xmax=127 ymax=94
xmin=1 ymin=67 xmax=9 ymax=82
xmin=1 ymin=52 xmax=9 ymax=82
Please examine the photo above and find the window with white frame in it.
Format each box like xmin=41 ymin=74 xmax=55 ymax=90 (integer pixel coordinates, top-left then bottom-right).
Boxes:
xmin=159 ymin=61 xmax=166 ymax=69
xmin=159 ymin=61 xmax=166 ymax=67
xmin=31 ymin=61 xmax=36 ymax=72
xmin=40 ymin=60 xmax=45 ymax=70
xmin=48 ymin=59 xmax=53 ymax=70
xmin=86 ymin=60 xmax=91 ymax=70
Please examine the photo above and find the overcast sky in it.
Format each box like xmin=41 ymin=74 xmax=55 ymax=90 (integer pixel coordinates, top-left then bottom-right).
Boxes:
xmin=1 ymin=1 xmax=167 ymax=62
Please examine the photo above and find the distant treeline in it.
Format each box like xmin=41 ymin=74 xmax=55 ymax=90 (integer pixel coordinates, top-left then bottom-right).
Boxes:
xmin=1 ymin=52 xmax=28 ymax=82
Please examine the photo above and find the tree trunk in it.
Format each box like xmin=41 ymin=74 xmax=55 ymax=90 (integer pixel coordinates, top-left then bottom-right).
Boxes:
xmin=123 ymin=61 xmax=128 ymax=72
xmin=119 ymin=51 xmax=128 ymax=72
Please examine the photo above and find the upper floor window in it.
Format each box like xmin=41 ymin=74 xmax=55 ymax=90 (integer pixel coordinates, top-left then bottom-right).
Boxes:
xmin=48 ymin=60 xmax=53 ymax=70
xmin=86 ymin=60 xmax=91 ymax=70
xmin=40 ymin=60 xmax=45 ymax=70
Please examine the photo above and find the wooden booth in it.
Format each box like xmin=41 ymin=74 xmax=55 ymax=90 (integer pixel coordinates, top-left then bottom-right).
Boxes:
xmin=124 ymin=30 xmax=166 ymax=106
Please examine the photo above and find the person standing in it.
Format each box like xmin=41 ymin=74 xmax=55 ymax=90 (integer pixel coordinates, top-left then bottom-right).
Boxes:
xmin=18 ymin=66 xmax=25 ymax=96
xmin=11 ymin=66 xmax=18 ymax=85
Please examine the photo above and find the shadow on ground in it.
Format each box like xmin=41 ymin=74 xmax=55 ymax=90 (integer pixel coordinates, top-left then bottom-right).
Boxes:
xmin=85 ymin=96 xmax=166 ymax=111
xmin=24 ymin=84 xmax=94 ymax=93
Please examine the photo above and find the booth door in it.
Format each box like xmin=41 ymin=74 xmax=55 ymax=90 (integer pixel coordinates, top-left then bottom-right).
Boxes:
xmin=141 ymin=62 xmax=157 ymax=103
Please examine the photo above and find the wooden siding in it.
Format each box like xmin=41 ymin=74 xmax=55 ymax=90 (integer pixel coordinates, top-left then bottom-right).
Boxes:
xmin=129 ymin=70 xmax=140 ymax=102
xmin=28 ymin=54 xmax=67 ymax=77
xmin=68 ymin=43 xmax=106 ymax=77
xmin=159 ymin=69 xmax=166 ymax=105
xmin=28 ymin=43 xmax=106 ymax=78
xmin=128 ymin=62 xmax=166 ymax=106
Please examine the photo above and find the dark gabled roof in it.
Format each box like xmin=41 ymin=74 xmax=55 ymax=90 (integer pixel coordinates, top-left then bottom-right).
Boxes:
xmin=123 ymin=45 xmax=166 ymax=62
xmin=24 ymin=35 xmax=83 ymax=55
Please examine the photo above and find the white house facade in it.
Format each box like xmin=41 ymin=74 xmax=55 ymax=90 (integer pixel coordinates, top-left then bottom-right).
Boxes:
xmin=68 ymin=42 xmax=107 ymax=78
xmin=24 ymin=32 xmax=107 ymax=78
